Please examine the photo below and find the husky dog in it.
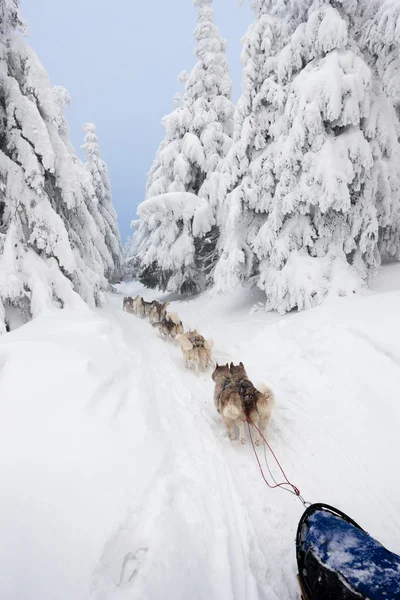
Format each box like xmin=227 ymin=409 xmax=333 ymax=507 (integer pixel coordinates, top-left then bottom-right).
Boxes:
xmin=212 ymin=363 xmax=247 ymax=444
xmin=175 ymin=330 xmax=214 ymax=372
xmin=123 ymin=295 xmax=142 ymax=316
xmin=148 ymin=301 xmax=170 ymax=324
xmin=141 ymin=299 xmax=155 ymax=318
xmin=152 ymin=312 xmax=184 ymax=339
xmin=123 ymin=296 xmax=135 ymax=313
xmin=123 ymin=295 xmax=146 ymax=317
xmin=229 ymin=362 xmax=275 ymax=445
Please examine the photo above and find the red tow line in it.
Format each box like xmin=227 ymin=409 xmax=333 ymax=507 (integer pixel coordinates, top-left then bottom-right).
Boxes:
xmin=246 ymin=416 xmax=305 ymax=502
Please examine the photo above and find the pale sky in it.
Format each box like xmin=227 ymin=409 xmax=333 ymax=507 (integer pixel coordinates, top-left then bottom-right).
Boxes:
xmin=19 ymin=0 xmax=253 ymax=241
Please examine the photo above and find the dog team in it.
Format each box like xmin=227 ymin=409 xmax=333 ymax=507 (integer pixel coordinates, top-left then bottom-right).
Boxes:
xmin=123 ymin=294 xmax=275 ymax=445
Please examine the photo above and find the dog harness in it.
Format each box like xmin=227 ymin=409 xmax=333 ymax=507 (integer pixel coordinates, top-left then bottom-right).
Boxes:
xmin=237 ymin=378 xmax=257 ymax=403
xmin=218 ymin=377 xmax=257 ymax=416
xmin=192 ymin=335 xmax=204 ymax=348
xmin=186 ymin=332 xmax=205 ymax=348
xmin=162 ymin=318 xmax=176 ymax=332
xmin=237 ymin=378 xmax=258 ymax=416
xmin=217 ymin=377 xmax=232 ymax=413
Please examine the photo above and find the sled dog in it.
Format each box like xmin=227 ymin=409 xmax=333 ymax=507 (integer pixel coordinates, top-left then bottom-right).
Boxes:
xmin=212 ymin=363 xmax=247 ymax=444
xmin=123 ymin=295 xmax=144 ymax=316
xmin=212 ymin=362 xmax=275 ymax=445
xmin=152 ymin=312 xmax=184 ymax=339
xmin=175 ymin=330 xmax=214 ymax=372
xmin=141 ymin=298 xmax=155 ymax=318
xmin=123 ymin=295 xmax=146 ymax=317
xmin=229 ymin=362 xmax=275 ymax=445
xmin=148 ymin=301 xmax=170 ymax=324
xmin=123 ymin=296 xmax=135 ymax=313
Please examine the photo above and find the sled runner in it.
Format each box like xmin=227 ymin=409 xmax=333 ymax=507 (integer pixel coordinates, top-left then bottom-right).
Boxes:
xmin=296 ymin=503 xmax=400 ymax=600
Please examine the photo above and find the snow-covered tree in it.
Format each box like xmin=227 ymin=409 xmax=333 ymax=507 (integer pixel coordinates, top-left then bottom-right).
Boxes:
xmin=82 ymin=123 xmax=122 ymax=283
xmin=213 ymin=7 xmax=288 ymax=293
xmin=134 ymin=0 xmax=233 ymax=294
xmin=135 ymin=191 xmax=216 ymax=294
xmin=123 ymin=224 xmax=142 ymax=280
xmin=216 ymin=0 xmax=400 ymax=313
xmin=0 ymin=0 xmax=116 ymax=332
xmin=357 ymin=0 xmax=400 ymax=113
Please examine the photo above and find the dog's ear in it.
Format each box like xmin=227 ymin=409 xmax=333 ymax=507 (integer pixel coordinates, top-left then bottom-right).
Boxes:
xmin=216 ymin=362 xmax=219 ymax=368
xmin=225 ymin=362 xmax=229 ymax=368
xmin=239 ymin=361 xmax=244 ymax=367
xmin=230 ymin=362 xmax=234 ymax=369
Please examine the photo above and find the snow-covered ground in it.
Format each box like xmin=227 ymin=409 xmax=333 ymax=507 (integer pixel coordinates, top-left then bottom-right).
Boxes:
xmin=2 ymin=265 xmax=400 ymax=599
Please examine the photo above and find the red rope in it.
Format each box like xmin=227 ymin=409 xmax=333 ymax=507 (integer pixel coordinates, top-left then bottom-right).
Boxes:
xmin=246 ymin=416 xmax=300 ymax=497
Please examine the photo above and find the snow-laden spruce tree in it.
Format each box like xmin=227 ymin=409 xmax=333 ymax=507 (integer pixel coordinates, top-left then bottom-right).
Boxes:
xmin=82 ymin=123 xmax=122 ymax=282
xmin=134 ymin=0 xmax=233 ymax=294
xmin=355 ymin=0 xmax=400 ymax=262
xmin=216 ymin=0 xmax=400 ymax=313
xmin=123 ymin=223 xmax=142 ymax=279
xmin=213 ymin=5 xmax=288 ymax=293
xmin=0 ymin=0 xmax=114 ymax=332
xmin=357 ymin=0 xmax=400 ymax=112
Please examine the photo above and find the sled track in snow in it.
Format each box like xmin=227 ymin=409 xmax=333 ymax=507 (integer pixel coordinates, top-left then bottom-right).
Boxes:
xmin=89 ymin=287 xmax=400 ymax=599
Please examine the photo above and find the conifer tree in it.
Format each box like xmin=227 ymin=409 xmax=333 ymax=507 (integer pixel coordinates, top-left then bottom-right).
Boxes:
xmin=214 ymin=5 xmax=288 ymax=293
xmin=134 ymin=0 xmax=233 ymax=294
xmin=216 ymin=0 xmax=400 ymax=313
xmin=0 ymin=0 xmax=117 ymax=332
xmin=82 ymin=123 xmax=123 ymax=283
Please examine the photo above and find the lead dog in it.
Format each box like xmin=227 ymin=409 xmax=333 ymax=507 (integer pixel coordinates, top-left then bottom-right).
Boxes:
xmin=123 ymin=295 xmax=145 ymax=317
xmin=175 ymin=330 xmax=214 ymax=372
xmin=123 ymin=296 xmax=135 ymax=313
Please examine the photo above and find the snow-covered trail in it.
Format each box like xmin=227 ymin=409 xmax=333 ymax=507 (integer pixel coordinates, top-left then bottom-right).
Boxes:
xmin=92 ymin=297 xmax=300 ymax=600
xmin=1 ymin=268 xmax=400 ymax=599
xmin=93 ymin=276 xmax=400 ymax=599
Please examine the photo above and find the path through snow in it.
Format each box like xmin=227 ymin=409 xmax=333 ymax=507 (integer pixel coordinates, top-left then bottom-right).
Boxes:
xmin=1 ymin=267 xmax=400 ymax=599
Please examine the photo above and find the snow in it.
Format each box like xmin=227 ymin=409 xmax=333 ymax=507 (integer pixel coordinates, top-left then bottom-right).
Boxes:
xmin=137 ymin=192 xmax=207 ymax=223
xmin=1 ymin=263 xmax=400 ymax=599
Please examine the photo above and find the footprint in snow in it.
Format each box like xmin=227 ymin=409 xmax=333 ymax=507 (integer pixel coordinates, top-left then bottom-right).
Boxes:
xmin=118 ymin=547 xmax=148 ymax=588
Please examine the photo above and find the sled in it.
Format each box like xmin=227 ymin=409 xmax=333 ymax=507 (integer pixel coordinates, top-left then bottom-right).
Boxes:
xmin=296 ymin=503 xmax=400 ymax=600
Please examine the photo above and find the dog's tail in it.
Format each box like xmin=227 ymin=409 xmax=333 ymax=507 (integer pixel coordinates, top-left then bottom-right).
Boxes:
xmin=222 ymin=402 xmax=241 ymax=420
xmin=256 ymin=383 xmax=276 ymax=409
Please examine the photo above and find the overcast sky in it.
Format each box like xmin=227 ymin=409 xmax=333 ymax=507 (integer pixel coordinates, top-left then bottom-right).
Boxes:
xmin=19 ymin=0 xmax=253 ymax=242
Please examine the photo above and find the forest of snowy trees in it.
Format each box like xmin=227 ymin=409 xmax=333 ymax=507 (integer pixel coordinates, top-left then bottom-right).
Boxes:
xmin=1 ymin=0 xmax=399 ymax=329
xmin=132 ymin=0 xmax=400 ymax=314
xmin=0 ymin=0 xmax=122 ymax=332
